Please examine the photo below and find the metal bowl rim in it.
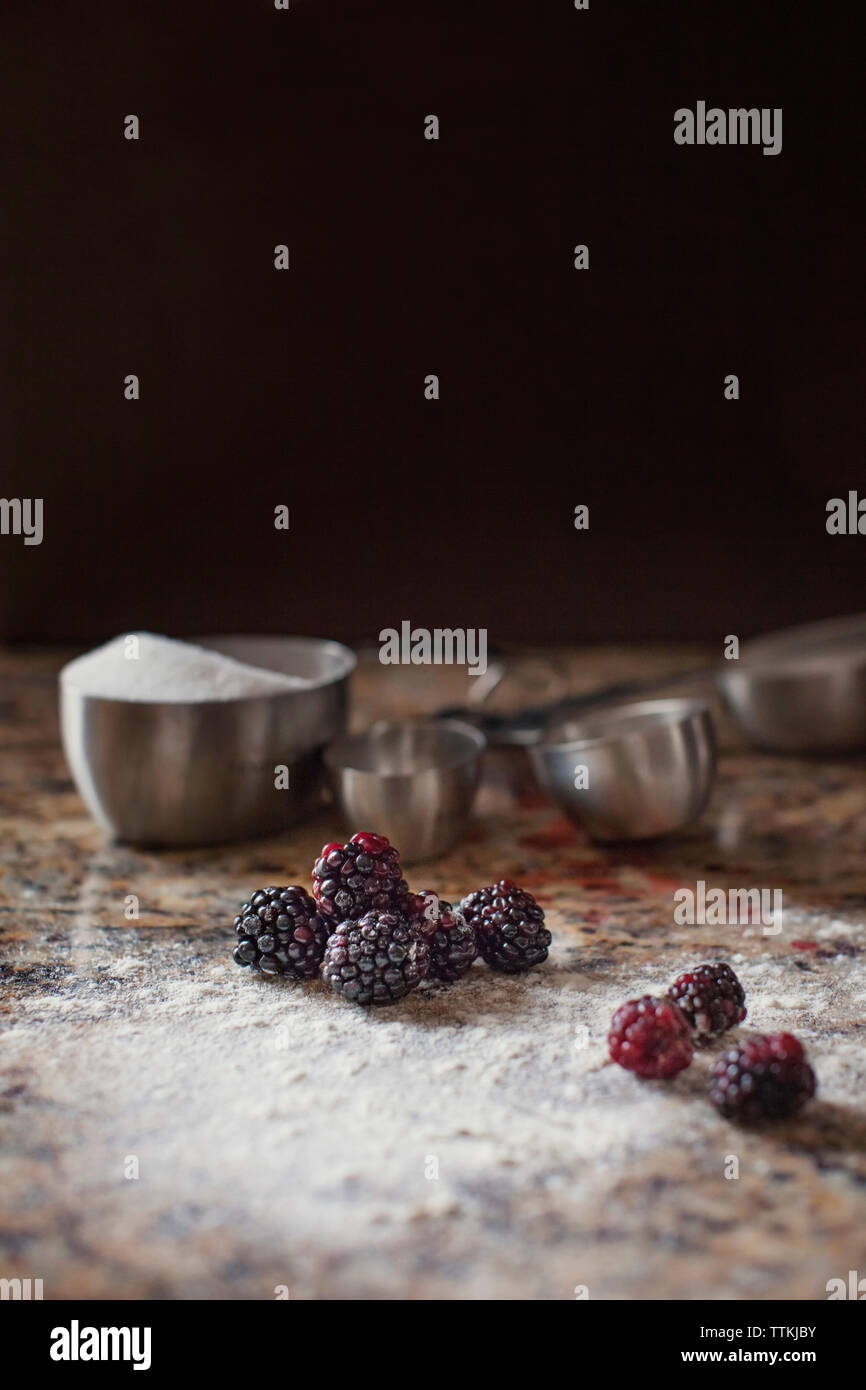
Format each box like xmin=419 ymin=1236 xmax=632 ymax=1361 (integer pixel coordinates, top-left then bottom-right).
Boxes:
xmin=715 ymin=655 xmax=866 ymax=687
xmin=540 ymin=697 xmax=713 ymax=754
xmin=325 ymin=717 xmax=487 ymax=777
xmin=739 ymin=611 xmax=866 ymax=659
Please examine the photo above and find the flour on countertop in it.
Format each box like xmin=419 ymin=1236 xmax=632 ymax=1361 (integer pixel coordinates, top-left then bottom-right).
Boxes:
xmin=7 ymin=925 xmax=861 ymax=1301
xmin=60 ymin=632 xmax=307 ymax=702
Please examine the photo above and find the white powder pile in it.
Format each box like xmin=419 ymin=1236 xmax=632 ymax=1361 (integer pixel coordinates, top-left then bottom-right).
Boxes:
xmin=60 ymin=632 xmax=308 ymax=702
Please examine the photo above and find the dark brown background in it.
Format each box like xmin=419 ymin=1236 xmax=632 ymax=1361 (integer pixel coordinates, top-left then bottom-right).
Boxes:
xmin=3 ymin=0 xmax=863 ymax=646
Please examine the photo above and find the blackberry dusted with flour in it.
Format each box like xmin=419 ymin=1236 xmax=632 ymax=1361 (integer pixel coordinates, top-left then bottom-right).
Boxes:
xmin=608 ymin=995 xmax=694 ymax=1079
xmin=459 ymin=879 xmax=551 ymax=973
xmin=232 ymin=886 xmax=329 ymax=979
xmin=669 ymin=961 xmax=746 ymax=1042
xmin=709 ymin=1032 xmax=816 ymax=1122
xmin=312 ymin=832 xmax=410 ymax=924
xmin=322 ymin=910 xmax=429 ymax=1006
xmin=412 ymin=891 xmax=478 ymax=984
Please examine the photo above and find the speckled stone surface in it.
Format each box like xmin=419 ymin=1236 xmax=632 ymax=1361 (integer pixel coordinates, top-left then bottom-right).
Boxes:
xmin=2 ymin=646 xmax=866 ymax=1301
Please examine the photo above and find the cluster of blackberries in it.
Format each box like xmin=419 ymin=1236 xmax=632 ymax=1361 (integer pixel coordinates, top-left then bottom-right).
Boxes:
xmin=231 ymin=830 xmax=551 ymax=1007
xmin=608 ymin=961 xmax=816 ymax=1123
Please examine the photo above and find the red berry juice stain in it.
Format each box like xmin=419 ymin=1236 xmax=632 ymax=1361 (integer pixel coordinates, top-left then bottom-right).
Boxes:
xmin=519 ymin=818 xmax=579 ymax=850
xmin=638 ymin=870 xmax=689 ymax=896
xmin=573 ymin=875 xmax=624 ymax=893
xmin=517 ymin=788 xmax=551 ymax=811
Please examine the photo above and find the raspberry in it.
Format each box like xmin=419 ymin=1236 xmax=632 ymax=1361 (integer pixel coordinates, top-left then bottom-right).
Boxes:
xmin=669 ymin=961 xmax=747 ymax=1042
xmin=411 ymin=891 xmax=478 ymax=984
xmin=459 ymin=879 xmax=550 ymax=973
xmin=232 ymin=886 xmax=328 ymax=979
xmin=709 ymin=1033 xmax=816 ymax=1122
xmin=322 ymin=910 xmax=429 ymax=1006
xmin=312 ymin=832 xmax=410 ymax=924
xmin=608 ymin=995 xmax=694 ymax=1078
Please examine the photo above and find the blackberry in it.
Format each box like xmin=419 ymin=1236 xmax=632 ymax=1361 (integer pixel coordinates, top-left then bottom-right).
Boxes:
xmin=669 ymin=961 xmax=747 ymax=1042
xmin=322 ymin=910 xmax=429 ymax=1006
xmin=709 ymin=1032 xmax=816 ymax=1122
xmin=312 ymin=832 xmax=410 ymax=925
xmin=459 ymin=879 xmax=550 ymax=973
xmin=608 ymin=995 xmax=694 ymax=1079
xmin=411 ymin=891 xmax=478 ymax=984
xmin=232 ymin=886 xmax=328 ymax=979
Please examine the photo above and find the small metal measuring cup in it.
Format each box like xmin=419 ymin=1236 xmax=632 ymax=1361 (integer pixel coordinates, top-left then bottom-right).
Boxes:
xmin=325 ymin=718 xmax=486 ymax=862
xmin=530 ymin=698 xmax=717 ymax=842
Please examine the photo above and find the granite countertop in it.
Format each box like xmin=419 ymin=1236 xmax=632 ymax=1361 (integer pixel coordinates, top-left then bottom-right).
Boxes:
xmin=2 ymin=645 xmax=866 ymax=1301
